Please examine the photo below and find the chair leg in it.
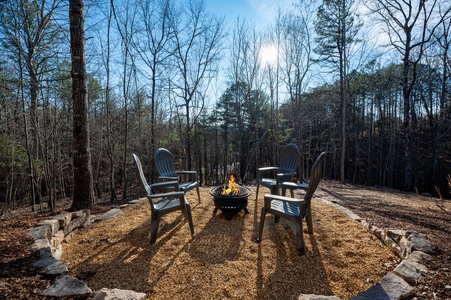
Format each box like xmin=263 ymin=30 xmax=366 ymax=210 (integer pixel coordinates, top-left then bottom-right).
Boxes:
xmin=196 ymin=187 xmax=201 ymax=203
xmin=185 ymin=204 xmax=195 ymax=237
xmin=257 ymin=207 xmax=266 ymax=242
xmin=270 ymin=184 xmax=278 ymax=195
xmin=306 ymin=210 xmax=313 ymax=234
xmin=255 ymin=183 xmax=260 ymax=201
xmin=274 ymin=215 xmax=280 ymax=223
xmin=150 ymin=214 xmax=161 ymax=244
xmin=292 ymin=220 xmax=305 ymax=253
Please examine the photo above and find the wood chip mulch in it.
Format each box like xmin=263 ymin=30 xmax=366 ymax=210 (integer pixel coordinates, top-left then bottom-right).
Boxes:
xmin=61 ymin=186 xmax=399 ymax=299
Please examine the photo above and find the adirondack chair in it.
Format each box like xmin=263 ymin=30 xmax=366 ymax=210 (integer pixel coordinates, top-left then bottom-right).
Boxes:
xmin=257 ymin=152 xmax=325 ymax=253
xmin=255 ymin=143 xmax=301 ymax=199
xmin=132 ymin=153 xmax=195 ymax=244
xmin=154 ymin=148 xmax=201 ymax=203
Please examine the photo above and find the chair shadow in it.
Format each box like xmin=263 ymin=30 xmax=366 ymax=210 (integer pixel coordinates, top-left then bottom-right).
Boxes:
xmin=67 ymin=212 xmax=191 ymax=292
xmin=186 ymin=211 xmax=246 ymax=264
xmin=253 ymin=192 xmax=335 ymax=299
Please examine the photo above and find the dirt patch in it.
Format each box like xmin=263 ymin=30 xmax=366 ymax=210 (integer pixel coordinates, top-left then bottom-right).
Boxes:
xmin=319 ymin=181 xmax=451 ymax=300
xmin=61 ymin=186 xmax=398 ymax=299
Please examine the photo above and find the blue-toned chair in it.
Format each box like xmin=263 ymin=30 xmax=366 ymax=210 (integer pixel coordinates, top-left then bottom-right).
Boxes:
xmin=257 ymin=152 xmax=325 ymax=253
xmin=132 ymin=153 xmax=195 ymax=244
xmin=154 ymin=148 xmax=201 ymax=203
xmin=255 ymin=143 xmax=301 ymax=199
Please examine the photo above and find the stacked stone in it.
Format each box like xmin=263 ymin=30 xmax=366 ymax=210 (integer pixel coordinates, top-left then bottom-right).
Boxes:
xmin=27 ymin=205 xmax=146 ymax=299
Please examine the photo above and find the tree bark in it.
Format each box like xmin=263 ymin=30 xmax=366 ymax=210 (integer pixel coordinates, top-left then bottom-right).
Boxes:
xmin=69 ymin=0 xmax=95 ymax=210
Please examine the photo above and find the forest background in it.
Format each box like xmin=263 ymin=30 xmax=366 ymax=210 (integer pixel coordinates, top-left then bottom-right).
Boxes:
xmin=0 ymin=0 xmax=450 ymax=213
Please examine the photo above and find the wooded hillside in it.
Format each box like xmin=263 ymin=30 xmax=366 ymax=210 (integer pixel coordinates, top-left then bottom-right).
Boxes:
xmin=0 ymin=0 xmax=450 ymax=214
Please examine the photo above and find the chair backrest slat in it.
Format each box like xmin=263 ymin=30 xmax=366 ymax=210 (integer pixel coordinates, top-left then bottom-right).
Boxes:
xmin=303 ymin=152 xmax=326 ymax=213
xmin=154 ymin=148 xmax=177 ymax=178
xmin=132 ymin=153 xmax=152 ymax=196
xmin=279 ymin=143 xmax=301 ymax=174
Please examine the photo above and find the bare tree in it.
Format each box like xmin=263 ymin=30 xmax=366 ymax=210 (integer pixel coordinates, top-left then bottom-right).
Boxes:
xmin=280 ymin=1 xmax=316 ymax=177
xmin=369 ymin=0 xmax=451 ymax=190
xmin=133 ymin=0 xmax=175 ymax=179
xmin=0 ymin=0 xmax=64 ymax=210
xmin=171 ymin=0 xmax=226 ymax=169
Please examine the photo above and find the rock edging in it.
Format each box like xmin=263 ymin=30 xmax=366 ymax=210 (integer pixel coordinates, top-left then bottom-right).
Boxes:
xmin=27 ymin=200 xmax=145 ymax=299
xmin=317 ymin=197 xmax=434 ymax=300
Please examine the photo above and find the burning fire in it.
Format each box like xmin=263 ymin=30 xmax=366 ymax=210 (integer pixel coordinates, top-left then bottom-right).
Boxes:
xmin=221 ymin=175 xmax=240 ymax=195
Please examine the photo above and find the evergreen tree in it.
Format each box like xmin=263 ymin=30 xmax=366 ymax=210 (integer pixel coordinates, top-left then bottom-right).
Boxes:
xmin=314 ymin=0 xmax=362 ymax=183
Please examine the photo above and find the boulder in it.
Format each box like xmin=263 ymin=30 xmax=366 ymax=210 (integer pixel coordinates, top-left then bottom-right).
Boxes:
xmin=393 ymin=260 xmax=428 ymax=284
xmin=41 ymin=275 xmax=92 ymax=297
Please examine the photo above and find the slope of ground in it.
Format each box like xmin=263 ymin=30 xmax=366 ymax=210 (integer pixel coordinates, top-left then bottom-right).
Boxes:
xmin=0 ymin=180 xmax=449 ymax=299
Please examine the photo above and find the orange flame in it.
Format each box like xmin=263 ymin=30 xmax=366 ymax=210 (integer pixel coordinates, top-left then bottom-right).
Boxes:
xmin=221 ymin=175 xmax=240 ymax=195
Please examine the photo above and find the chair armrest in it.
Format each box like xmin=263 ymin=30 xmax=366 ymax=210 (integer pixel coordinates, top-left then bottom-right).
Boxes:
xmin=276 ymin=172 xmax=296 ymax=178
xmin=264 ymin=193 xmax=306 ymax=205
xmin=282 ymin=181 xmax=308 ymax=190
xmin=159 ymin=176 xmax=179 ymax=181
xmin=150 ymin=181 xmax=180 ymax=192
xmin=176 ymin=171 xmax=198 ymax=181
xmin=176 ymin=171 xmax=197 ymax=174
xmin=147 ymin=191 xmax=184 ymax=200
xmin=258 ymin=167 xmax=279 ymax=171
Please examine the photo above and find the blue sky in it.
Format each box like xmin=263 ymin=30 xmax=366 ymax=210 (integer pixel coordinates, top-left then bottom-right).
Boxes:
xmin=204 ymin=0 xmax=297 ymax=29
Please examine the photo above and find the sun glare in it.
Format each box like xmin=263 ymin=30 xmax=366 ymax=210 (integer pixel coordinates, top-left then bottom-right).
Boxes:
xmin=260 ymin=44 xmax=278 ymax=66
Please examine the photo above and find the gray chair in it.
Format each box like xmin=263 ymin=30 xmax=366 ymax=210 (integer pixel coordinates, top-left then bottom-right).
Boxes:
xmin=257 ymin=152 xmax=325 ymax=253
xmin=255 ymin=143 xmax=301 ymax=199
xmin=154 ymin=148 xmax=201 ymax=203
xmin=132 ymin=153 xmax=195 ymax=244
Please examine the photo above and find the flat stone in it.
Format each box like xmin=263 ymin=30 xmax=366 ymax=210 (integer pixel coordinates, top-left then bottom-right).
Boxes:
xmin=71 ymin=210 xmax=83 ymax=218
xmin=408 ymin=251 xmax=432 ymax=263
xmin=350 ymin=272 xmax=414 ymax=300
xmin=407 ymin=232 xmax=433 ymax=254
xmin=31 ymin=239 xmax=52 ymax=257
xmin=28 ymin=225 xmax=52 ymax=241
xmin=298 ymin=295 xmax=342 ymax=300
xmin=42 ymin=261 xmax=69 ymax=277
xmin=33 ymin=256 xmax=59 ymax=268
xmin=393 ymin=260 xmax=427 ymax=284
xmin=51 ymin=231 xmax=65 ymax=249
xmin=387 ymin=229 xmax=406 ymax=243
xmin=92 ymin=288 xmax=147 ymax=300
xmin=381 ymin=231 xmax=402 ymax=257
xmin=371 ymin=226 xmax=383 ymax=239
xmin=64 ymin=211 xmax=90 ymax=235
xmin=53 ymin=212 xmax=72 ymax=228
xmin=38 ymin=219 xmax=60 ymax=235
xmin=52 ymin=244 xmax=63 ymax=260
xmin=96 ymin=208 xmax=123 ymax=221
xmin=41 ymin=275 xmax=91 ymax=297
xmin=398 ymin=236 xmax=411 ymax=259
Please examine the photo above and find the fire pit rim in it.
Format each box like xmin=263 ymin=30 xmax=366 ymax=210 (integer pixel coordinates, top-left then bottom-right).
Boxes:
xmin=209 ymin=185 xmax=253 ymax=199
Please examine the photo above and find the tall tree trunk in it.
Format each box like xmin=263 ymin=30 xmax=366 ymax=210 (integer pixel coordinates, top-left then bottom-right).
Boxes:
xmin=69 ymin=0 xmax=95 ymax=210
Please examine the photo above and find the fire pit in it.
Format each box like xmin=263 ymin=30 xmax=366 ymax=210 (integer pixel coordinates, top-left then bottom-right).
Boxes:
xmin=209 ymin=175 xmax=252 ymax=221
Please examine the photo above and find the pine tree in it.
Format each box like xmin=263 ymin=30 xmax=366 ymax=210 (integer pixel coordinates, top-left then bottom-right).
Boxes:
xmin=314 ymin=0 xmax=362 ymax=183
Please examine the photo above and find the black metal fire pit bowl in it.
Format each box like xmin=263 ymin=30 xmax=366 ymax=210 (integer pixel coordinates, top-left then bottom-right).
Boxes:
xmin=209 ymin=186 xmax=252 ymax=221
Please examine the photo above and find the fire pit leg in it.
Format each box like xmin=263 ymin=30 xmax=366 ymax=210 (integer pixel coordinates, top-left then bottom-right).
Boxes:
xmin=244 ymin=208 xmax=249 ymax=214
